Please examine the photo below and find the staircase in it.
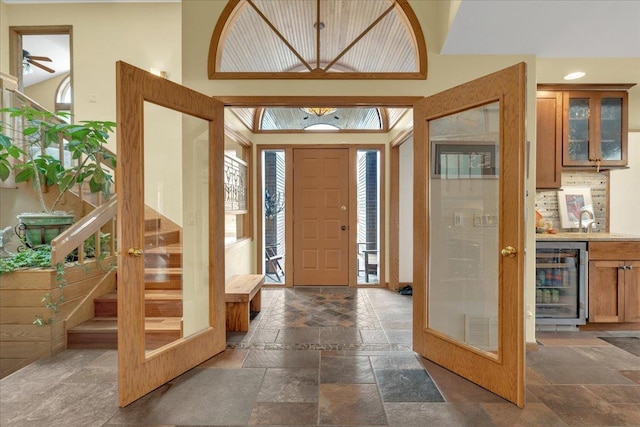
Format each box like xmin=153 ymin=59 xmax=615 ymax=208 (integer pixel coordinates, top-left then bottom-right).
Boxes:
xmin=67 ymin=215 xmax=184 ymax=350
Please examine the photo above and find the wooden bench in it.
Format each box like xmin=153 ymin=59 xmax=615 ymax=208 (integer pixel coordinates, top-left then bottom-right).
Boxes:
xmin=225 ymin=274 xmax=264 ymax=332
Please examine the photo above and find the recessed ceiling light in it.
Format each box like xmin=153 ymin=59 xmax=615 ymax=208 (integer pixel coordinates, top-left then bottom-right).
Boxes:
xmin=564 ymin=71 xmax=586 ymax=81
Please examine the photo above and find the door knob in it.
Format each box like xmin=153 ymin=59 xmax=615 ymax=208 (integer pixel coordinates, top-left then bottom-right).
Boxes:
xmin=128 ymin=247 xmax=144 ymax=257
xmin=501 ymin=246 xmax=517 ymax=257
xmin=341 ymin=225 xmax=348 ymax=230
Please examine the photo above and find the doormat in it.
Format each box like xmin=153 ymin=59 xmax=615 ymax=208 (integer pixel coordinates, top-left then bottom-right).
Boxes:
xmin=598 ymin=336 xmax=640 ymax=357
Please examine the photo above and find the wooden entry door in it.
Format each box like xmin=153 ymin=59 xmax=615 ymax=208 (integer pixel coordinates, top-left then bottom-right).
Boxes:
xmin=413 ymin=63 xmax=526 ymax=407
xmin=116 ymin=61 xmax=226 ymax=406
xmin=293 ymin=148 xmax=350 ymax=285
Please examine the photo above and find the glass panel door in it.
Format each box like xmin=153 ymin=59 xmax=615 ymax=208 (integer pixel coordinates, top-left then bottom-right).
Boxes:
xmin=599 ymin=96 xmax=623 ymax=161
xmin=262 ymin=149 xmax=286 ymax=284
xmin=116 ymin=61 xmax=226 ymax=407
xmin=356 ymin=149 xmax=380 ymax=285
xmin=413 ymin=63 xmax=526 ymax=407
xmin=566 ymin=96 xmax=590 ymax=162
xmin=428 ymin=103 xmax=500 ymax=354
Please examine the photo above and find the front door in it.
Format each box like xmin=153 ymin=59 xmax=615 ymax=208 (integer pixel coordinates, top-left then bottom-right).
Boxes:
xmin=413 ymin=63 xmax=527 ymax=406
xmin=293 ymin=148 xmax=350 ymax=285
xmin=116 ymin=61 xmax=226 ymax=406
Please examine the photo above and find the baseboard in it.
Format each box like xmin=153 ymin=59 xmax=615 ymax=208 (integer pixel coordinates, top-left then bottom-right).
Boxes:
xmin=525 ymin=341 xmax=539 ymax=352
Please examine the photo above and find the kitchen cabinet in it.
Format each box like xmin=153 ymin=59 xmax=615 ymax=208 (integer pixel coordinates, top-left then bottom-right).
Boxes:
xmin=562 ymin=91 xmax=628 ymax=168
xmin=588 ymin=241 xmax=640 ymax=323
xmin=536 ymin=91 xmax=563 ymax=189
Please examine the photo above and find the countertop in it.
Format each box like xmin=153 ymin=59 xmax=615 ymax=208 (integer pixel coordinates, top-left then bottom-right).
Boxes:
xmin=536 ymin=232 xmax=640 ymax=242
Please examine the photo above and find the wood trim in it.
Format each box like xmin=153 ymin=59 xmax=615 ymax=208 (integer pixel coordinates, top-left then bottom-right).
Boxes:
xmin=389 ymin=145 xmax=400 ymax=290
xmin=217 ymin=96 xmax=422 ymax=107
xmin=211 ymin=71 xmax=427 ymax=80
xmin=537 ymin=83 xmax=636 ymax=91
xmin=588 ymin=241 xmax=640 ymax=261
xmin=389 ymin=127 xmax=413 ymax=148
xmin=348 ymin=147 xmax=358 ymax=287
xmin=9 ymin=26 xmax=73 ymax=93
xmin=284 ymin=147 xmax=294 ymax=287
xmin=224 ymin=125 xmax=252 ymax=147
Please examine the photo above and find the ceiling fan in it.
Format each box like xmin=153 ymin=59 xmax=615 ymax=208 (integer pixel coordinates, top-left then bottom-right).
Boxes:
xmin=22 ymin=50 xmax=55 ymax=74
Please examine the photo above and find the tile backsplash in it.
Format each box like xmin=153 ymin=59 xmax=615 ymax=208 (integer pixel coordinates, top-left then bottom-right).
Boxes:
xmin=535 ymin=171 xmax=608 ymax=232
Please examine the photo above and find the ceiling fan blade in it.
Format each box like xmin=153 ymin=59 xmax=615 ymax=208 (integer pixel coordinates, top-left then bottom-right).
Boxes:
xmin=28 ymin=55 xmax=52 ymax=62
xmin=28 ymin=59 xmax=55 ymax=73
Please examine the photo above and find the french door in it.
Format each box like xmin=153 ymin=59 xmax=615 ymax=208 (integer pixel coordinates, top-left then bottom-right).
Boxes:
xmin=413 ymin=63 xmax=526 ymax=406
xmin=116 ymin=61 xmax=226 ymax=406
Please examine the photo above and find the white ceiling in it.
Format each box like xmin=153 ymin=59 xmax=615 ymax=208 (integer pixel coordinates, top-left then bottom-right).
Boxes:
xmin=442 ymin=0 xmax=640 ymax=58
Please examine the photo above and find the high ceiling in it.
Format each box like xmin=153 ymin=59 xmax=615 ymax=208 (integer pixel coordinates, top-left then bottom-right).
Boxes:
xmin=442 ymin=0 xmax=640 ymax=58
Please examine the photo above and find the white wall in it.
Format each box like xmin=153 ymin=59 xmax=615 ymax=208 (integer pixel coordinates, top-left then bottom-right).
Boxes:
xmin=24 ymin=74 xmax=67 ymax=113
xmin=610 ymin=132 xmax=640 ymax=235
xmin=1 ymin=2 xmax=182 ymax=152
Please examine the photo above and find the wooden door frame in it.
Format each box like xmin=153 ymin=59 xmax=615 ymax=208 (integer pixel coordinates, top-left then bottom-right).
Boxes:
xmin=256 ymin=143 xmax=386 ymax=288
xmin=228 ymin=95 xmax=420 ymax=289
xmin=9 ymin=25 xmax=73 ymax=99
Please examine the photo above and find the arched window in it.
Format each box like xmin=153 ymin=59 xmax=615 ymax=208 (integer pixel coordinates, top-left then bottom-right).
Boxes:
xmin=55 ymin=74 xmax=71 ymax=119
xmin=209 ymin=0 xmax=427 ymax=79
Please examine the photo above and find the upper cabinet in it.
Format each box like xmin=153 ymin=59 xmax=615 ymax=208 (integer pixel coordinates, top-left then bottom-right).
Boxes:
xmin=535 ymin=84 xmax=634 ymax=189
xmin=562 ymin=91 xmax=628 ymax=168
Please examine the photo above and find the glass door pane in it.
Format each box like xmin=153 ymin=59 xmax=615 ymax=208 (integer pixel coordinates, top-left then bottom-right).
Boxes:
xmin=429 ymin=101 xmax=500 ymax=355
xmin=356 ymin=149 xmax=380 ymax=285
xmin=262 ymin=149 xmax=286 ymax=285
xmin=567 ymin=97 xmax=590 ymax=162
xmin=143 ymin=101 xmax=210 ymax=353
xmin=599 ymin=97 xmax=623 ymax=161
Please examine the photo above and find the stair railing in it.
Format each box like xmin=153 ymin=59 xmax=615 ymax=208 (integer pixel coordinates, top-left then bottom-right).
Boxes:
xmin=50 ymin=194 xmax=117 ymax=266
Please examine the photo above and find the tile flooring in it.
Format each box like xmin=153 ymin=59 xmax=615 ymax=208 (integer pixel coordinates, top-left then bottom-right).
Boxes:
xmin=1 ymin=287 xmax=639 ymax=426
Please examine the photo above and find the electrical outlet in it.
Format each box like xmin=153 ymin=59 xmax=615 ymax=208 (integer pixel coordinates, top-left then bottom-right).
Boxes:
xmin=453 ymin=212 xmax=463 ymax=227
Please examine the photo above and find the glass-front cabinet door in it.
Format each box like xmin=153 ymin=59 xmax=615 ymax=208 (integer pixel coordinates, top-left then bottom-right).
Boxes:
xmin=563 ymin=91 xmax=628 ymax=168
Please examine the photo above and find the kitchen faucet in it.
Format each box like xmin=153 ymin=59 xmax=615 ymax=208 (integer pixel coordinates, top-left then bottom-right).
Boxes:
xmin=578 ymin=208 xmax=595 ymax=233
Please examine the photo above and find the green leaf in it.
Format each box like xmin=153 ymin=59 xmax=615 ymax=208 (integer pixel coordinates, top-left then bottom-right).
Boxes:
xmin=14 ymin=168 xmax=34 ymax=182
xmin=0 ymin=163 xmax=10 ymax=181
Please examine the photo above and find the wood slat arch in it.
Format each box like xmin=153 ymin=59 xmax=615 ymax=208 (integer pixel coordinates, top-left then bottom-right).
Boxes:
xmin=208 ymin=0 xmax=427 ymax=80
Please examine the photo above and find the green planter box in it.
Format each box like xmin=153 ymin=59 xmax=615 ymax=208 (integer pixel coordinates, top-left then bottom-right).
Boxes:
xmin=17 ymin=213 xmax=75 ymax=247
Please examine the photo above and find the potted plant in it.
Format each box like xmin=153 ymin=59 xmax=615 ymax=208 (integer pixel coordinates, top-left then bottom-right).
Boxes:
xmin=0 ymin=106 xmax=116 ymax=247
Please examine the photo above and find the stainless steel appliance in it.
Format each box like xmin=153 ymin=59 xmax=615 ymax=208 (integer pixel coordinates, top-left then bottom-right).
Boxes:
xmin=535 ymin=241 xmax=587 ymax=326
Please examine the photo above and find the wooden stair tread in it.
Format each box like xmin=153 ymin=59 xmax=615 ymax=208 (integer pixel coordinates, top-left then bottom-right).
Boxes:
xmin=95 ymin=290 xmax=182 ymax=301
xmin=145 ymin=267 xmax=182 ymax=275
xmin=145 ymin=244 xmax=182 ymax=255
xmin=68 ymin=317 xmax=181 ymax=332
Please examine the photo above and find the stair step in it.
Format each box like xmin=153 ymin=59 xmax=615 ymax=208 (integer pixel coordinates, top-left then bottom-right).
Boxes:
xmin=144 ymin=244 xmax=183 ymax=268
xmin=144 ymin=267 xmax=182 ymax=290
xmin=144 ymin=229 xmax=180 ymax=249
xmin=67 ymin=317 xmax=182 ymax=350
xmin=145 ymin=217 xmax=161 ymax=232
xmin=94 ymin=290 xmax=183 ymax=318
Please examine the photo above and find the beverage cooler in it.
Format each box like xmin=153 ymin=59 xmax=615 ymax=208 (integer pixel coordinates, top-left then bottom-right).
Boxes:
xmin=535 ymin=242 xmax=587 ymax=326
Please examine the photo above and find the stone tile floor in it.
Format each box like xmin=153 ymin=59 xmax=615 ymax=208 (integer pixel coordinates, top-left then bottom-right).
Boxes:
xmin=1 ymin=287 xmax=639 ymax=426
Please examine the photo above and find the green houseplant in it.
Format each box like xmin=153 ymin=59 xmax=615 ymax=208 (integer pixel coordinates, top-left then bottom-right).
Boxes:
xmin=0 ymin=106 xmax=116 ymax=246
